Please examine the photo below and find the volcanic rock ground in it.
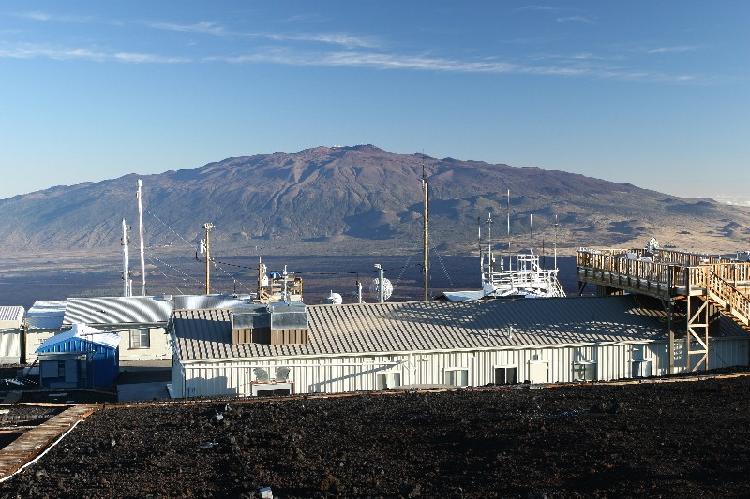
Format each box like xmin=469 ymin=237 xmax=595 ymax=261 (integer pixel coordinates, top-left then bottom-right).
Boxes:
xmin=2 ymin=376 xmax=750 ymax=498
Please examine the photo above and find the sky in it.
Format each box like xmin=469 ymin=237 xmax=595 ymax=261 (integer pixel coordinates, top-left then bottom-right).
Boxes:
xmin=0 ymin=1 xmax=748 ymax=201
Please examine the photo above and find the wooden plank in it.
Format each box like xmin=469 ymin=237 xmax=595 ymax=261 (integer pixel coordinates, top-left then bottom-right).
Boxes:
xmin=0 ymin=404 xmax=97 ymax=480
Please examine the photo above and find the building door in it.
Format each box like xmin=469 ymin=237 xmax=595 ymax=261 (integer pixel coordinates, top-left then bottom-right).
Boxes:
xmin=528 ymin=360 xmax=548 ymax=383
xmin=65 ymin=359 xmax=79 ymax=385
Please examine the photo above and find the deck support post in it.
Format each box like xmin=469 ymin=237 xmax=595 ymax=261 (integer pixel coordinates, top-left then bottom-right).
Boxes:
xmin=686 ymin=291 xmax=710 ymax=372
xmin=665 ymin=299 xmax=675 ymax=375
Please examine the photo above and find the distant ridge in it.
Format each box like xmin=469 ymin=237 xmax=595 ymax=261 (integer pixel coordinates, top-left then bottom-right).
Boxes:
xmin=1 ymin=145 xmax=748 ymax=254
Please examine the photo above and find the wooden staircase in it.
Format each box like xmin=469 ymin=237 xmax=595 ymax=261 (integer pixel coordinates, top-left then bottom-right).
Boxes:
xmin=703 ymin=269 xmax=750 ymax=327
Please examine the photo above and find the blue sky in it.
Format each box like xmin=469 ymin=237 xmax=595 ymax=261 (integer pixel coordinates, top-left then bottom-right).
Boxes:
xmin=0 ymin=1 xmax=748 ymax=200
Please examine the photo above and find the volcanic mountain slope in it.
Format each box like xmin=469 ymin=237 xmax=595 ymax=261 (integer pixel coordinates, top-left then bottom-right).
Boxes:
xmin=1 ymin=145 xmax=748 ymax=255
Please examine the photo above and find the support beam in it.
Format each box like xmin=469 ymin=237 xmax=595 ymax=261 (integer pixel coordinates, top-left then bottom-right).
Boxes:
xmin=665 ymin=299 xmax=675 ymax=375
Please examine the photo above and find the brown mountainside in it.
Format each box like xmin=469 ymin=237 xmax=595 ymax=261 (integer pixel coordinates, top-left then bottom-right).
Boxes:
xmin=1 ymin=145 xmax=748 ymax=255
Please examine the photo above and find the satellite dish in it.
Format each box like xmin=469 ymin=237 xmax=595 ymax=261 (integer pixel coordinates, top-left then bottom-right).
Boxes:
xmin=276 ymin=367 xmax=290 ymax=381
xmin=369 ymin=277 xmax=394 ymax=301
xmin=324 ymin=290 xmax=343 ymax=305
xmin=253 ymin=368 xmax=269 ymax=382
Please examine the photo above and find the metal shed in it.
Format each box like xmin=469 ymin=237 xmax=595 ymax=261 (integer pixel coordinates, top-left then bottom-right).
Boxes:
xmin=169 ymin=296 xmax=750 ymax=398
xmin=36 ymin=324 xmax=120 ymax=389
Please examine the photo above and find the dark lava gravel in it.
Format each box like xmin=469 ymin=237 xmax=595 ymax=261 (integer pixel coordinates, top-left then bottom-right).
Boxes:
xmin=2 ymin=377 xmax=750 ymax=498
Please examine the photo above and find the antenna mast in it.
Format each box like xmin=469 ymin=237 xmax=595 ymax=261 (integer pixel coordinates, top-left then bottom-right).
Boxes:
xmin=530 ymin=213 xmax=534 ymax=253
xmin=121 ymin=219 xmax=131 ymax=297
xmin=554 ymin=213 xmax=559 ymax=271
xmin=202 ymin=223 xmax=214 ymax=295
xmin=487 ymin=211 xmax=493 ymax=279
xmin=506 ymin=189 xmax=511 ymax=271
xmin=137 ymin=179 xmax=146 ymax=296
xmin=421 ymin=163 xmax=429 ymax=302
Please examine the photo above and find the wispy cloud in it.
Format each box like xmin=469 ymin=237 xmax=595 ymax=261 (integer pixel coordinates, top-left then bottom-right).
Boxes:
xmin=556 ymin=15 xmax=595 ymax=24
xmin=646 ymin=45 xmax=699 ymax=54
xmin=206 ymin=48 xmax=698 ymax=83
xmin=0 ymin=39 xmax=700 ymax=83
xmin=515 ymin=5 xmax=567 ymax=12
xmin=146 ymin=20 xmax=378 ymax=48
xmin=12 ymin=10 xmax=93 ymax=23
xmin=0 ymin=43 xmax=190 ymax=64
xmin=147 ymin=21 xmax=227 ymax=36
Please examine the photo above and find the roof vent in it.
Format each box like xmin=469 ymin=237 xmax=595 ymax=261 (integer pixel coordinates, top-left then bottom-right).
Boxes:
xmin=231 ymin=303 xmax=308 ymax=346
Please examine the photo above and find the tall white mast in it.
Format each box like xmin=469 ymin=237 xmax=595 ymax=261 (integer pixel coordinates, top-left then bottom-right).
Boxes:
xmin=530 ymin=213 xmax=534 ymax=253
xmin=487 ymin=211 xmax=493 ymax=280
xmin=506 ymin=189 xmax=511 ymax=271
xmin=121 ymin=218 xmax=131 ymax=297
xmin=554 ymin=213 xmax=559 ymax=271
xmin=137 ymin=179 xmax=146 ymax=296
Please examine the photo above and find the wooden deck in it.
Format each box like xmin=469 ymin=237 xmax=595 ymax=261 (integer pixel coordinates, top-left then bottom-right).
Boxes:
xmin=0 ymin=404 xmax=97 ymax=481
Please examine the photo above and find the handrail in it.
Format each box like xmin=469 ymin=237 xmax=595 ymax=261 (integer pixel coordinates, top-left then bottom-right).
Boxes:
xmin=704 ymin=269 xmax=750 ymax=326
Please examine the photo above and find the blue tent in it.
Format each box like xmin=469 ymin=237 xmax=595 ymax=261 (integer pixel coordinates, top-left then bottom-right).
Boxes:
xmin=37 ymin=324 xmax=120 ymax=389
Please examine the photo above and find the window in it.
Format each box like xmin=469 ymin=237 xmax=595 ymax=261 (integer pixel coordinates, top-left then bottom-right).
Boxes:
xmin=444 ymin=368 xmax=469 ymax=387
xmin=573 ymin=361 xmax=597 ymax=382
xmin=129 ymin=329 xmax=150 ymax=349
xmin=494 ymin=366 xmax=518 ymax=385
xmin=376 ymin=372 xmax=402 ymax=390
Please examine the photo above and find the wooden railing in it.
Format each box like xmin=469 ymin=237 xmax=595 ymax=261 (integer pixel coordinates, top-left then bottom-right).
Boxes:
xmin=578 ymin=250 xmax=750 ymax=290
xmin=703 ymin=269 xmax=750 ymax=327
xmin=577 ymin=251 xmax=684 ymax=288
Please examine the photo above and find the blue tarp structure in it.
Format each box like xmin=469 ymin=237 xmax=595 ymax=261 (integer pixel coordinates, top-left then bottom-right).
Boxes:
xmin=36 ymin=324 xmax=120 ymax=389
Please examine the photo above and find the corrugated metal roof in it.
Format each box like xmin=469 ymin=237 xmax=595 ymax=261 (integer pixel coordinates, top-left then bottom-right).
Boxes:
xmin=0 ymin=306 xmax=24 ymax=323
xmin=61 ymin=294 xmax=256 ymax=327
xmin=173 ymin=296 xmax=723 ymax=362
xmin=172 ymin=294 xmax=253 ymax=311
xmin=63 ymin=296 xmax=173 ymax=326
xmin=25 ymin=301 xmax=67 ymax=330
xmin=38 ymin=324 xmax=120 ymax=351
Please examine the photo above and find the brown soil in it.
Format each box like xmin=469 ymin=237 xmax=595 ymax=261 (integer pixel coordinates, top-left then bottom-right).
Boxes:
xmin=1 ymin=377 xmax=750 ymax=498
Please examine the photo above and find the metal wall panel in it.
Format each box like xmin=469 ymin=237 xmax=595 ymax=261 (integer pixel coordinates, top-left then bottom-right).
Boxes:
xmin=176 ymin=337 xmax=750 ymax=398
xmin=0 ymin=330 xmax=22 ymax=364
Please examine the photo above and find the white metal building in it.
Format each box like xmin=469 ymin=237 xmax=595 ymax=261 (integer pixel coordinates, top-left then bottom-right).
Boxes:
xmin=24 ymin=300 xmax=67 ymax=364
xmin=169 ymin=296 xmax=750 ymax=398
xmin=0 ymin=306 xmax=25 ymax=364
xmin=61 ymin=294 xmax=254 ymax=362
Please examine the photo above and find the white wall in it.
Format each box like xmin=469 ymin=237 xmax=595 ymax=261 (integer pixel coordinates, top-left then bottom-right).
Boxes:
xmin=0 ymin=330 xmax=22 ymax=364
xmin=174 ymin=337 xmax=750 ymax=399
xmin=114 ymin=327 xmax=171 ymax=361
xmin=24 ymin=330 xmax=56 ymax=364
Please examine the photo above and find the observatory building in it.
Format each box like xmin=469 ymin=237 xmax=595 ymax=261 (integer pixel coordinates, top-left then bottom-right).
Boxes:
xmin=168 ymin=295 xmax=749 ymax=398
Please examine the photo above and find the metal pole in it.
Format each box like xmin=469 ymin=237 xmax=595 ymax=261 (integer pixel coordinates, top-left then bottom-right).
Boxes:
xmin=374 ymin=264 xmax=384 ymax=303
xmin=554 ymin=213 xmax=558 ymax=271
xmin=478 ymin=216 xmax=483 ymax=278
xmin=357 ymin=280 xmax=363 ymax=304
xmin=137 ymin=179 xmax=146 ymax=296
xmin=122 ymin=219 xmax=130 ymax=297
xmin=203 ymin=223 xmax=214 ymax=295
xmin=487 ymin=212 xmax=493 ymax=279
xmin=507 ymin=189 xmax=511 ymax=271
xmin=380 ymin=267 xmax=384 ymax=303
xmin=422 ymin=164 xmax=429 ymax=302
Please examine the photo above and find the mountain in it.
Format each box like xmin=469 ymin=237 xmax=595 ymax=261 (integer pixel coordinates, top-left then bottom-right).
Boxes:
xmin=1 ymin=145 xmax=749 ymax=256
